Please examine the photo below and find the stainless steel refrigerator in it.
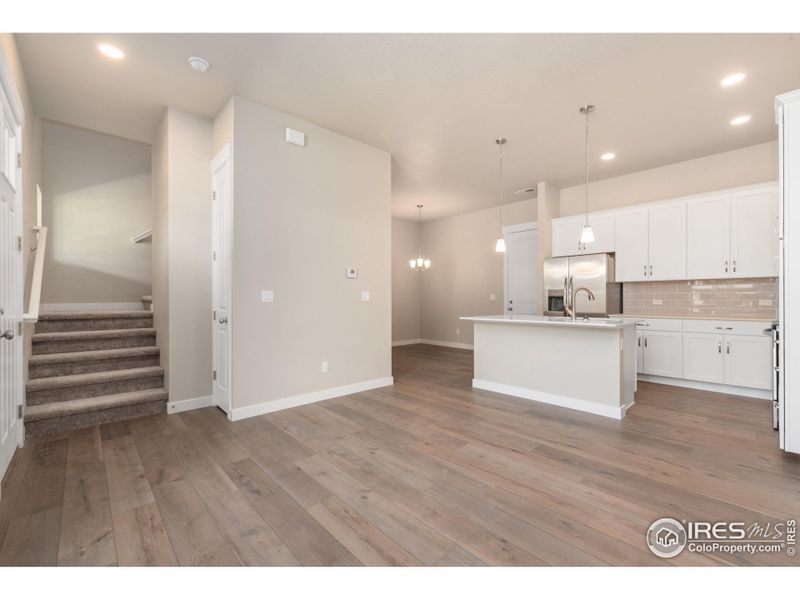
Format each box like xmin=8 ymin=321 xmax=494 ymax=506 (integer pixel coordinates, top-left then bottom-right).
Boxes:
xmin=543 ymin=253 xmax=621 ymax=317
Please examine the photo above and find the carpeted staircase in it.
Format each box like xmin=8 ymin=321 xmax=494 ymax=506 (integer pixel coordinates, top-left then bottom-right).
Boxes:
xmin=24 ymin=311 xmax=167 ymax=435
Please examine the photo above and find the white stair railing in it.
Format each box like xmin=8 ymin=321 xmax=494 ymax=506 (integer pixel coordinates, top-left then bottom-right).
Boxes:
xmin=23 ymin=225 xmax=47 ymax=323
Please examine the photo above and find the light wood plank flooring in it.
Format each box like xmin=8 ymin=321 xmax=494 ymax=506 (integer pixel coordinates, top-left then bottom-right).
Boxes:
xmin=2 ymin=344 xmax=799 ymax=566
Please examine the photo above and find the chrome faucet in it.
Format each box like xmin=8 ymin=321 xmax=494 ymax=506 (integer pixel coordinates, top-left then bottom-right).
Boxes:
xmin=568 ymin=287 xmax=595 ymax=321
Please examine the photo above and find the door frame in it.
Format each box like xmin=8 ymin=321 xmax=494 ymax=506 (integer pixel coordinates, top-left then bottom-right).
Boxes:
xmin=0 ymin=43 xmax=26 ymax=486
xmin=211 ymin=143 xmax=233 ymax=418
xmin=502 ymin=221 xmax=538 ymax=315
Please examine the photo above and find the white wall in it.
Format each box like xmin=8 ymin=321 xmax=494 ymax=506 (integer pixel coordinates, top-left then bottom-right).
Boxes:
xmin=228 ymin=95 xmax=392 ymax=411
xmin=559 ymin=141 xmax=778 ymax=216
xmin=151 ymin=108 xmax=213 ymax=403
xmin=392 ymin=218 xmax=421 ymax=342
xmin=41 ymin=120 xmax=152 ymax=304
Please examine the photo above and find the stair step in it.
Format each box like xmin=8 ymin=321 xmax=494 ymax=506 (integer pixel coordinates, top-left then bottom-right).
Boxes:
xmin=31 ymin=328 xmax=157 ymax=354
xmin=26 ymin=366 xmax=164 ymax=405
xmin=36 ymin=311 xmax=153 ymax=333
xmin=28 ymin=347 xmax=161 ymax=378
xmin=25 ymin=388 xmax=168 ymax=436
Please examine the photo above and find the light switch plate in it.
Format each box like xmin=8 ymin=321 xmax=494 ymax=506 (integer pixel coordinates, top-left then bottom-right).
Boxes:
xmin=490 ymin=294 xmax=496 ymax=301
xmin=346 ymin=267 xmax=358 ymax=279
xmin=285 ymin=128 xmax=305 ymax=146
xmin=261 ymin=290 xmax=274 ymax=303
xmin=360 ymin=291 xmax=370 ymax=302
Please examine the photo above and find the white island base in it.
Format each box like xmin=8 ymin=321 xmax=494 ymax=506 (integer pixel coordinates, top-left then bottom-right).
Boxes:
xmin=461 ymin=315 xmax=637 ymax=419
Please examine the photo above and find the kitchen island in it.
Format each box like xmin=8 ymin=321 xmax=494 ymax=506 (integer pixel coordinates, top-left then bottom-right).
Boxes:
xmin=460 ymin=314 xmax=636 ymax=419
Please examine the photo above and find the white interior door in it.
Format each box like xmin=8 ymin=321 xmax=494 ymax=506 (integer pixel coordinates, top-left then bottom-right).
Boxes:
xmin=505 ymin=225 xmax=539 ymax=314
xmin=0 ymin=98 xmax=23 ymax=484
xmin=211 ymin=145 xmax=232 ymax=415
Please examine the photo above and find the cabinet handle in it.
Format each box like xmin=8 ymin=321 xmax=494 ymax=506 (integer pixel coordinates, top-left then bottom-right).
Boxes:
xmin=643 ymin=265 xmax=647 ymax=277
xmin=732 ymin=259 xmax=737 ymax=273
xmin=644 ymin=337 xmax=648 ymax=348
xmin=718 ymin=341 xmax=722 ymax=354
xmin=724 ymin=260 xmax=728 ymax=273
xmin=637 ymin=337 xmax=641 ymax=347
xmin=726 ymin=342 xmax=730 ymax=354
xmin=649 ymin=265 xmax=653 ymax=277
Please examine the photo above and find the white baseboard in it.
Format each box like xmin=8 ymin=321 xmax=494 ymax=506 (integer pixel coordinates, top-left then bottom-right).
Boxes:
xmin=420 ymin=339 xmax=474 ymax=350
xmin=392 ymin=339 xmax=422 ymax=346
xmin=41 ymin=302 xmax=144 ymax=312
xmin=638 ymin=375 xmax=771 ymax=400
xmin=167 ymin=395 xmax=214 ymax=414
xmin=473 ymin=378 xmax=624 ymax=420
xmin=230 ymin=377 xmax=394 ymax=421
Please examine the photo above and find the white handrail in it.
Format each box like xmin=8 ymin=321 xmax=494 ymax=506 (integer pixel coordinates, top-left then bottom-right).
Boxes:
xmin=22 ymin=225 xmax=47 ymax=323
xmin=131 ymin=228 xmax=152 ymax=244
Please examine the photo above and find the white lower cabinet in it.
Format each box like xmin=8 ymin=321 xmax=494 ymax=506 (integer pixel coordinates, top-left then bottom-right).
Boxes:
xmin=723 ymin=334 xmax=773 ymax=390
xmin=636 ymin=331 xmax=644 ymax=374
xmin=683 ymin=333 xmax=724 ymax=384
xmin=641 ymin=331 xmax=683 ymax=378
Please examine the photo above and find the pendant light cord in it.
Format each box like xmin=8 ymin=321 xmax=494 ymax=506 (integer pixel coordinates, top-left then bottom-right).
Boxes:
xmin=496 ymin=138 xmax=505 ymax=231
xmin=417 ymin=204 xmax=423 ymax=258
xmin=584 ymin=108 xmax=590 ymax=226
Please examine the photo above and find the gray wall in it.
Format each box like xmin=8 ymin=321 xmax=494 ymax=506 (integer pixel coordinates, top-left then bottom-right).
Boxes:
xmin=41 ymin=120 xmax=152 ymax=304
xmin=391 ymin=218 xmax=421 ymax=342
xmin=151 ymin=108 xmax=213 ymax=403
xmin=229 ymin=96 xmax=392 ymax=410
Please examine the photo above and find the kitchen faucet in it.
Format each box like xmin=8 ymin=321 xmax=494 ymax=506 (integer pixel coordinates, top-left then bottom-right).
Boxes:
xmin=567 ymin=287 xmax=595 ymax=321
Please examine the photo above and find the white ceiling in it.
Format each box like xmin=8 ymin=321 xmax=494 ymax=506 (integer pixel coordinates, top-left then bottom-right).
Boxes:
xmin=16 ymin=33 xmax=800 ymax=221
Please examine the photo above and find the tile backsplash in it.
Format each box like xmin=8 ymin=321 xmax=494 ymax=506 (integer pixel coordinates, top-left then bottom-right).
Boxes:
xmin=622 ymin=278 xmax=777 ymax=320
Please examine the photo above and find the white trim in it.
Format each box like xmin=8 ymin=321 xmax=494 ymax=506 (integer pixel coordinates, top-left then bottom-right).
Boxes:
xmin=167 ymin=395 xmax=214 ymax=414
xmin=420 ymin=339 xmax=474 ymax=350
xmin=392 ymin=338 xmax=422 ymax=346
xmin=502 ymin=221 xmax=539 ymax=236
xmin=211 ymin=142 xmax=231 ymax=171
xmin=230 ymin=377 xmax=394 ymax=421
xmin=40 ymin=302 xmax=144 ymax=312
xmin=130 ymin=228 xmax=152 ymax=244
xmin=0 ymin=41 xmax=25 ymax=125
xmin=22 ymin=226 xmax=46 ymax=322
xmin=638 ymin=374 xmax=771 ymax=400
xmin=473 ymin=378 xmax=624 ymax=420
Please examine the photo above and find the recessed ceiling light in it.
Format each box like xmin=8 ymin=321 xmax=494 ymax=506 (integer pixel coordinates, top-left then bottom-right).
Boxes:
xmin=188 ymin=56 xmax=210 ymax=72
xmin=98 ymin=43 xmax=124 ymax=60
xmin=721 ymin=73 xmax=746 ymax=87
xmin=600 ymin=152 xmax=616 ymax=161
xmin=730 ymin=115 xmax=751 ymax=126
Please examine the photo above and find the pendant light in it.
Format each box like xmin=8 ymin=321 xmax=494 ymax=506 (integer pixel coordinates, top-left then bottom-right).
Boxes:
xmin=409 ymin=204 xmax=431 ymax=271
xmin=495 ymin=138 xmax=507 ymax=253
xmin=579 ymin=104 xmax=596 ymax=245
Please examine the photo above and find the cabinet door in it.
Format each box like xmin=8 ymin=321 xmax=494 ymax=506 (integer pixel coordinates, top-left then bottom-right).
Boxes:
xmin=582 ymin=213 xmax=614 ymax=254
xmin=730 ymin=186 xmax=779 ymax=278
xmin=614 ymin=208 xmax=649 ymax=281
xmin=642 ymin=331 xmax=683 ymax=378
xmin=682 ymin=333 xmax=724 ymax=384
xmin=687 ymin=193 xmax=731 ymax=279
xmin=552 ymin=216 xmax=583 ymax=257
xmin=723 ymin=334 xmax=773 ymax=390
xmin=636 ymin=331 xmax=644 ymax=374
xmin=649 ymin=201 xmax=686 ymax=281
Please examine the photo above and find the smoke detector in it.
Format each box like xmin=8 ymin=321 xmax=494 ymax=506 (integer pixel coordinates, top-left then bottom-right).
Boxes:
xmin=188 ymin=56 xmax=210 ymax=72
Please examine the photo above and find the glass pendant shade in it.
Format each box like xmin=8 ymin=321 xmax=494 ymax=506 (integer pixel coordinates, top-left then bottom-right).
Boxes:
xmin=409 ymin=204 xmax=431 ymax=271
xmin=580 ymin=225 xmax=595 ymax=244
xmin=409 ymin=259 xmax=416 ymax=269
xmin=495 ymin=237 xmax=506 ymax=253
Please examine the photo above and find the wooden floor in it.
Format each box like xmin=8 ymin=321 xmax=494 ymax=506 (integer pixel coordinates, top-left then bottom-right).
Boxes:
xmin=1 ymin=344 xmax=799 ymax=566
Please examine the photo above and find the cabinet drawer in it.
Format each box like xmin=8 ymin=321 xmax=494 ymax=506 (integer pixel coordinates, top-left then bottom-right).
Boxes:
xmin=634 ymin=318 xmax=683 ymax=332
xmin=682 ymin=320 xmax=774 ymax=336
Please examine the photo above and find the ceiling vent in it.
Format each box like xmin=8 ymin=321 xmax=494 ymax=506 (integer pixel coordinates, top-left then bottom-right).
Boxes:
xmin=188 ymin=56 xmax=210 ymax=72
xmin=514 ymin=187 xmax=537 ymax=195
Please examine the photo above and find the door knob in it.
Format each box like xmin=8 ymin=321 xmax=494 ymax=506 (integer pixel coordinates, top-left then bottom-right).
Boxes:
xmin=218 ymin=317 xmax=228 ymax=324
xmin=1 ymin=330 xmax=14 ymax=341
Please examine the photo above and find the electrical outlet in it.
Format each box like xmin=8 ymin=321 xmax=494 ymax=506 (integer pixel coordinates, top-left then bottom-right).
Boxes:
xmin=321 ymin=361 xmax=329 ymax=373
xmin=456 ymin=328 xmax=460 ymax=336
xmin=652 ymin=299 xmax=663 ymax=305
xmin=361 ymin=291 xmax=370 ymax=301
xmin=490 ymin=294 xmax=496 ymax=301
xmin=759 ymin=299 xmax=773 ymax=307
xmin=261 ymin=290 xmax=274 ymax=302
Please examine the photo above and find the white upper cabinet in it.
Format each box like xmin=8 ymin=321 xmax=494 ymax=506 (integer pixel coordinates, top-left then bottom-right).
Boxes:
xmin=552 ymin=213 xmax=614 ymax=257
xmin=730 ymin=185 xmax=779 ymax=278
xmin=614 ymin=208 xmax=649 ymax=281
xmin=649 ymin=201 xmax=686 ymax=281
xmin=686 ymin=192 xmax=731 ymax=279
xmin=552 ymin=216 xmax=583 ymax=257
